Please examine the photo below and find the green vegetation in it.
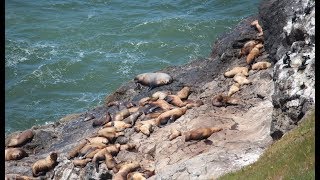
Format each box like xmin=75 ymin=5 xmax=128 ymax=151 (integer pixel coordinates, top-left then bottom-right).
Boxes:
xmin=218 ymin=110 xmax=315 ymax=180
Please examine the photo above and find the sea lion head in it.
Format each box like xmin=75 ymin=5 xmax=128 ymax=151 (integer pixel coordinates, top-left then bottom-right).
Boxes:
xmin=50 ymin=152 xmax=58 ymax=161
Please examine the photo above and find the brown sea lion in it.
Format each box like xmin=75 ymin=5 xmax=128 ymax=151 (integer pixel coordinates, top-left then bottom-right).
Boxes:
xmin=85 ymin=137 xmax=109 ymax=145
xmin=112 ymin=161 xmax=129 ymax=174
xmin=228 ymin=83 xmax=240 ymax=97
xmin=5 ymin=148 xmax=28 ymax=161
xmin=92 ymin=148 xmax=109 ymax=173
xmin=184 ymin=99 xmax=204 ymax=108
xmin=238 ymin=40 xmax=259 ymax=58
xmin=150 ymin=91 xmax=171 ymax=101
xmin=92 ymin=112 xmax=111 ymax=127
xmin=176 ymin=86 xmax=191 ymax=100
xmin=120 ymin=143 xmax=136 ymax=151
xmin=233 ymin=73 xmax=252 ymax=85
xmin=134 ymin=72 xmax=173 ymax=90
xmin=98 ymin=131 xmax=125 ymax=142
xmin=149 ymin=99 xmax=175 ymax=111
xmin=105 ymin=144 xmax=121 ymax=156
xmin=67 ymin=140 xmax=88 ymax=160
xmin=139 ymin=112 xmax=162 ymax=121
xmin=83 ymin=148 xmax=100 ymax=159
xmin=105 ymin=121 xmax=132 ymax=131
xmin=155 ymin=106 xmax=190 ymax=126
xmin=123 ymin=111 xmax=143 ymax=126
xmin=246 ymin=43 xmax=264 ymax=64
xmin=127 ymin=172 xmax=146 ymax=180
xmin=72 ymin=158 xmax=91 ymax=168
xmin=224 ymin=67 xmax=249 ymax=78
xmin=32 ymin=152 xmax=58 ymax=177
xmin=251 ymin=61 xmax=272 ymax=70
xmin=98 ymin=127 xmax=117 ymax=135
xmin=113 ymin=162 xmax=141 ymax=180
xmin=165 ymin=95 xmax=188 ymax=107
xmin=168 ymin=129 xmax=181 ymax=141
xmin=139 ymin=123 xmax=153 ymax=136
xmin=251 ymin=20 xmax=263 ymax=37
xmin=114 ymin=108 xmax=131 ymax=121
xmin=79 ymin=143 xmax=105 ymax=157
xmin=211 ymin=94 xmax=241 ymax=107
xmin=184 ymin=127 xmax=223 ymax=141
xmin=128 ymin=107 xmax=140 ymax=114
xmin=138 ymin=97 xmax=152 ymax=106
xmin=105 ymin=151 xmax=117 ymax=170
xmin=7 ymin=129 xmax=34 ymax=147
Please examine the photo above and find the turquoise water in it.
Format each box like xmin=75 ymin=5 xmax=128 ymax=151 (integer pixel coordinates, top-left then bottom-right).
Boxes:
xmin=5 ymin=0 xmax=261 ymax=134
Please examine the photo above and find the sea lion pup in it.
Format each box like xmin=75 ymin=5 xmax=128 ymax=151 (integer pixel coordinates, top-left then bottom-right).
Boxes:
xmin=85 ymin=136 xmax=109 ymax=145
xmin=105 ymin=121 xmax=132 ymax=131
xmin=168 ymin=129 xmax=181 ymax=141
xmin=224 ymin=66 xmax=249 ymax=78
xmin=32 ymin=152 xmax=58 ymax=177
xmin=67 ymin=140 xmax=88 ymax=160
xmin=184 ymin=99 xmax=204 ymax=108
xmin=211 ymin=94 xmax=241 ymax=107
xmin=120 ymin=143 xmax=136 ymax=151
xmin=228 ymin=83 xmax=240 ymax=97
xmin=149 ymin=99 xmax=175 ymax=111
xmin=134 ymin=72 xmax=173 ymax=90
xmin=233 ymin=73 xmax=252 ymax=86
xmin=114 ymin=108 xmax=131 ymax=121
xmin=123 ymin=111 xmax=143 ymax=126
xmin=5 ymin=148 xmax=28 ymax=161
xmin=113 ymin=162 xmax=141 ymax=180
xmin=151 ymin=91 xmax=171 ymax=101
xmin=7 ymin=129 xmax=34 ymax=147
xmin=251 ymin=20 xmax=263 ymax=37
xmin=165 ymin=95 xmax=188 ymax=107
xmin=72 ymin=158 xmax=91 ymax=168
xmin=5 ymin=174 xmax=40 ymax=180
xmin=238 ymin=40 xmax=259 ymax=58
xmin=92 ymin=112 xmax=111 ymax=127
xmin=251 ymin=61 xmax=272 ymax=70
xmin=155 ymin=105 xmax=191 ymax=126
xmin=127 ymin=172 xmax=146 ymax=180
xmin=184 ymin=127 xmax=223 ymax=141
xmin=176 ymin=86 xmax=191 ymax=100
xmin=246 ymin=43 xmax=264 ymax=64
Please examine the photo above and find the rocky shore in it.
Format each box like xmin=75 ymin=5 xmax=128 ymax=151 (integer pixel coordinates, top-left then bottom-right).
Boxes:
xmin=5 ymin=0 xmax=315 ymax=179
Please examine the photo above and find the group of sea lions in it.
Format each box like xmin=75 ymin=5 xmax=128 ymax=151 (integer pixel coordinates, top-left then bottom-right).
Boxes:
xmin=212 ymin=19 xmax=271 ymax=107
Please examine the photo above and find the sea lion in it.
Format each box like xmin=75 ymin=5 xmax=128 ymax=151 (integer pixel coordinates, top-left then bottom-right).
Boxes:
xmin=5 ymin=148 xmax=28 ymax=161
xmin=67 ymin=140 xmax=88 ymax=160
xmin=155 ymin=106 xmax=190 ymax=126
xmin=168 ymin=129 xmax=181 ymax=141
xmin=224 ymin=67 xmax=249 ymax=78
xmin=105 ymin=151 xmax=117 ymax=170
xmin=98 ymin=127 xmax=117 ymax=134
xmin=238 ymin=40 xmax=259 ymax=58
xmin=7 ymin=129 xmax=34 ymax=147
xmin=123 ymin=111 xmax=143 ymax=126
xmin=140 ymin=112 xmax=162 ymax=121
xmin=113 ymin=162 xmax=141 ymax=180
xmin=83 ymin=148 xmax=100 ymax=159
xmin=127 ymin=172 xmax=146 ymax=180
xmin=134 ymin=72 xmax=173 ymax=90
xmin=114 ymin=108 xmax=131 ymax=121
xmin=246 ymin=43 xmax=264 ymax=64
xmin=105 ymin=144 xmax=121 ymax=156
xmin=151 ymin=91 xmax=170 ymax=101
xmin=112 ymin=161 xmax=129 ymax=174
xmin=105 ymin=121 xmax=132 ymax=131
xmin=98 ymin=131 xmax=125 ymax=142
xmin=72 ymin=158 xmax=91 ymax=168
xmin=233 ymin=73 xmax=252 ymax=85
xmin=5 ymin=174 xmax=40 ymax=180
xmin=176 ymin=86 xmax=191 ymax=100
xmin=165 ymin=95 xmax=188 ymax=107
xmin=120 ymin=143 xmax=136 ymax=151
xmin=184 ymin=127 xmax=223 ymax=141
xmin=149 ymin=99 xmax=175 ymax=111
xmin=79 ymin=143 xmax=106 ymax=157
xmin=184 ymin=99 xmax=204 ymax=108
xmin=128 ymin=107 xmax=140 ymax=114
xmin=211 ymin=94 xmax=240 ymax=107
xmin=139 ymin=123 xmax=153 ymax=136
xmin=92 ymin=148 xmax=110 ymax=172
xmin=228 ymin=83 xmax=240 ymax=97
xmin=139 ymin=97 xmax=152 ymax=106
xmin=251 ymin=20 xmax=263 ymax=37
xmin=32 ymin=152 xmax=58 ymax=177
xmin=92 ymin=112 xmax=111 ymax=127
xmin=251 ymin=61 xmax=272 ymax=70
xmin=85 ymin=137 xmax=109 ymax=145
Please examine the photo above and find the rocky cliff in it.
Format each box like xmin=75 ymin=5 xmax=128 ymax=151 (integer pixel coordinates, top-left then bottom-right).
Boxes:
xmin=5 ymin=0 xmax=315 ymax=179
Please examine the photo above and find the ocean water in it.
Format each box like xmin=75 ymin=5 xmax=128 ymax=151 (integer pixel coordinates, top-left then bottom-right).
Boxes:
xmin=5 ymin=0 xmax=261 ymax=134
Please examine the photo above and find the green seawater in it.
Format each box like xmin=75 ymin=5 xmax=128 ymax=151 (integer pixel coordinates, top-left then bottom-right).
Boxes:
xmin=5 ymin=0 xmax=261 ymax=134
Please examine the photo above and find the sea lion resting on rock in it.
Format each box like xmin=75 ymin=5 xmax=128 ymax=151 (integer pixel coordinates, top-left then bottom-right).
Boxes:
xmin=32 ymin=152 xmax=58 ymax=177
xmin=127 ymin=172 xmax=146 ymax=180
xmin=176 ymin=86 xmax=191 ymax=100
xmin=211 ymin=94 xmax=240 ymax=107
xmin=156 ymin=106 xmax=191 ymax=126
xmin=169 ymin=129 xmax=181 ymax=141
xmin=251 ymin=61 xmax=271 ymax=70
xmin=184 ymin=99 xmax=204 ymax=108
xmin=120 ymin=143 xmax=136 ymax=151
xmin=85 ymin=137 xmax=109 ymax=145
xmin=113 ymin=162 xmax=141 ymax=180
xmin=92 ymin=112 xmax=111 ymax=127
xmin=98 ymin=131 xmax=125 ymax=142
xmin=67 ymin=140 xmax=88 ymax=160
xmin=123 ymin=111 xmax=143 ymax=126
xmin=251 ymin=20 xmax=263 ymax=37
xmin=151 ymin=91 xmax=171 ymax=101
xmin=238 ymin=40 xmax=259 ymax=58
xmin=165 ymin=95 xmax=188 ymax=107
xmin=105 ymin=121 xmax=132 ymax=131
xmin=224 ymin=67 xmax=249 ymax=78
xmin=93 ymin=148 xmax=112 ymax=172
xmin=246 ymin=43 xmax=264 ymax=64
xmin=5 ymin=148 xmax=28 ymax=161
xmin=114 ymin=108 xmax=131 ymax=121
xmin=148 ymin=99 xmax=174 ymax=111
xmin=228 ymin=83 xmax=240 ymax=97
xmin=233 ymin=73 xmax=252 ymax=86
xmin=184 ymin=127 xmax=223 ymax=141
xmin=134 ymin=72 xmax=173 ymax=90
xmin=72 ymin=158 xmax=91 ymax=168
xmin=7 ymin=129 xmax=34 ymax=147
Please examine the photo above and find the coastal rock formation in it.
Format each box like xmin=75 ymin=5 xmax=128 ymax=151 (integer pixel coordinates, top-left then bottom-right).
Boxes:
xmin=4 ymin=0 xmax=314 ymax=179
